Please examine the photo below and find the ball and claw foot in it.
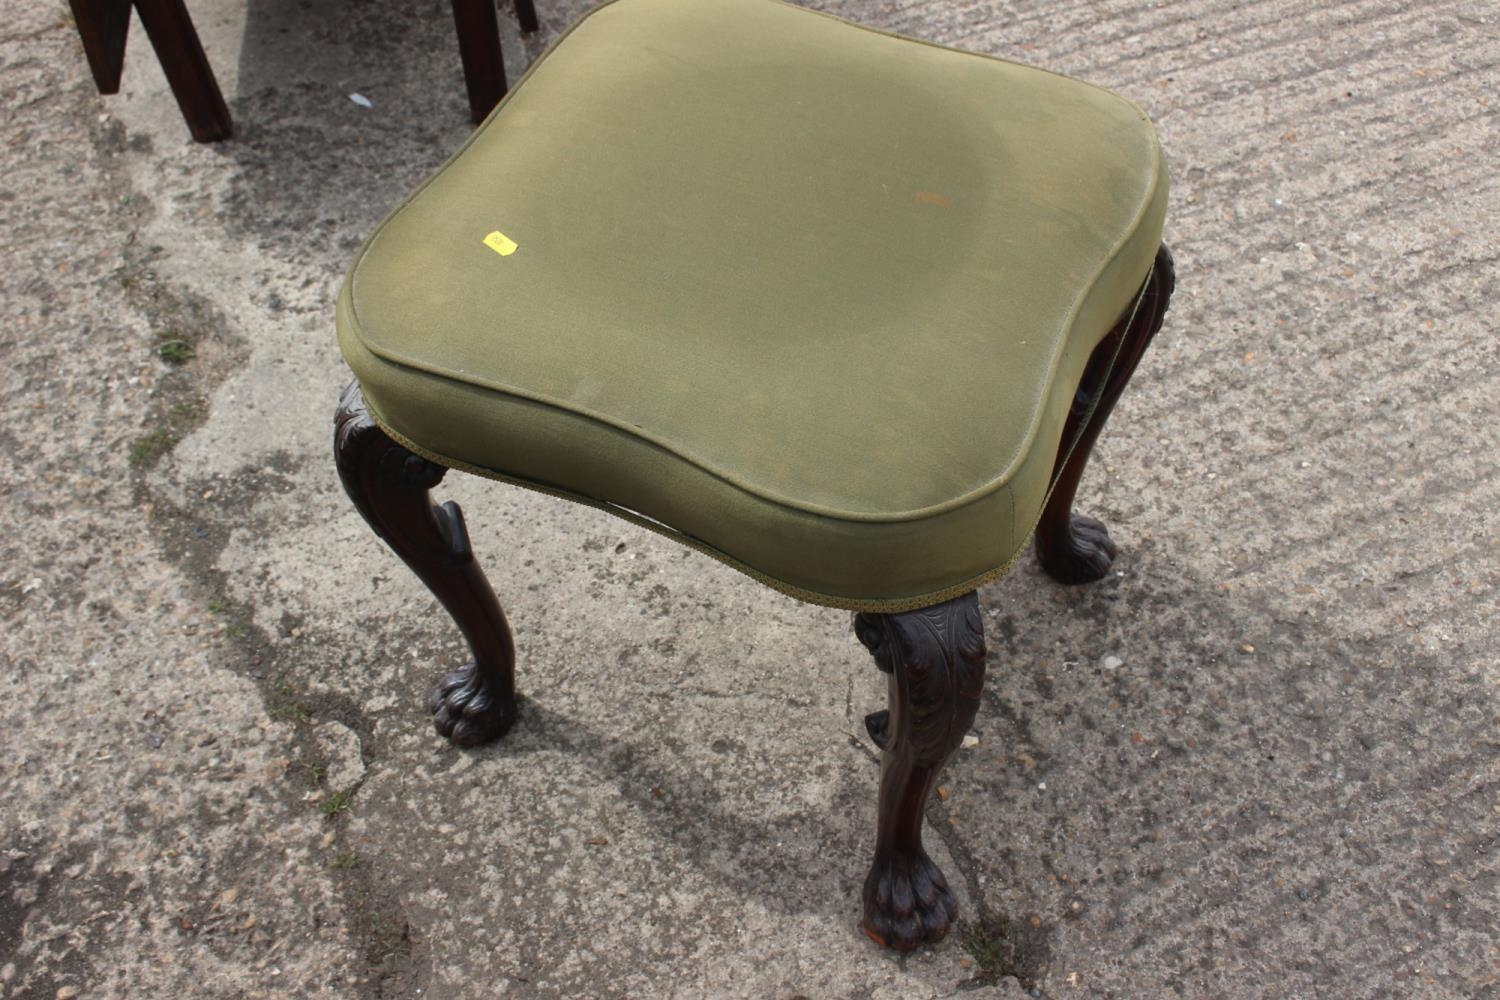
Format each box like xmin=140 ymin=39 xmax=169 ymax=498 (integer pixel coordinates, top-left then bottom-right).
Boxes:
xmin=1041 ymin=513 xmax=1119 ymax=585
xmin=431 ymin=664 xmax=518 ymax=747
xmin=862 ymin=849 xmax=960 ymax=952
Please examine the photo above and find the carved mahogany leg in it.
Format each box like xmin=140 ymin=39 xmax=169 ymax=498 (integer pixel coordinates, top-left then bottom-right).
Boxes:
xmin=1035 ymin=245 xmax=1176 ymax=584
xmin=854 ymin=592 xmax=986 ymax=951
xmin=334 ymin=381 xmax=518 ymax=747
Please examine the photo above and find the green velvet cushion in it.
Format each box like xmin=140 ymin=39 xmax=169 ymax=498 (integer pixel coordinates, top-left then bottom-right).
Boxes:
xmin=337 ymin=0 xmax=1167 ymax=611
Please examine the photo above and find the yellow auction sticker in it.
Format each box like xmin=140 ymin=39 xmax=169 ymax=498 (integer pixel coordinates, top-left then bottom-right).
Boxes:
xmin=482 ymin=230 xmax=518 ymax=256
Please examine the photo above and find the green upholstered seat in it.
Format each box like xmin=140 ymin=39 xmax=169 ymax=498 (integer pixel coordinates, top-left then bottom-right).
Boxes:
xmin=336 ymin=0 xmax=1167 ymax=611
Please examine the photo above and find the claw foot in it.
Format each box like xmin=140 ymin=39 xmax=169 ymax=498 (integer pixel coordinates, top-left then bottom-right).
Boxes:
xmin=861 ymin=849 xmax=959 ymax=952
xmin=1039 ymin=513 xmax=1118 ymax=585
xmin=431 ymin=664 xmax=517 ymax=747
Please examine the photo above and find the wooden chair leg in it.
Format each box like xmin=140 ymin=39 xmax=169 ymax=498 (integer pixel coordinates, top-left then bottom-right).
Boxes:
xmin=515 ymin=0 xmax=540 ymax=35
xmin=334 ymin=381 xmax=519 ymax=747
xmin=854 ymin=592 xmax=986 ymax=951
xmin=68 ymin=0 xmax=133 ymax=93
xmin=451 ymin=0 xmax=507 ymax=125
xmin=1035 ymin=245 xmax=1176 ymax=584
xmin=132 ymin=0 xmax=232 ymax=141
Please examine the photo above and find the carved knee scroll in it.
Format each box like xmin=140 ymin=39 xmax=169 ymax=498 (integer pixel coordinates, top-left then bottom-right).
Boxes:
xmin=855 ymin=592 xmax=986 ymax=951
xmin=334 ymin=381 xmax=519 ymax=746
xmin=1036 ymin=245 xmax=1176 ymax=584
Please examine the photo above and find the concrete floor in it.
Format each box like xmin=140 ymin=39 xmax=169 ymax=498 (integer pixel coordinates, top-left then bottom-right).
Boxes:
xmin=2 ymin=0 xmax=1497 ymax=997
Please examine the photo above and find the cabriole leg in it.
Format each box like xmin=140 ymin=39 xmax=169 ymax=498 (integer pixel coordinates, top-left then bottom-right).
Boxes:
xmin=334 ymin=381 xmax=518 ymax=747
xmin=855 ymin=592 xmax=986 ymax=951
xmin=1035 ymin=245 xmax=1176 ymax=584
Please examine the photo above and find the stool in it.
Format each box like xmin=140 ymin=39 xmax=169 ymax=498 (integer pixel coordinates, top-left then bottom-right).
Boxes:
xmin=333 ymin=0 xmax=1174 ymax=952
